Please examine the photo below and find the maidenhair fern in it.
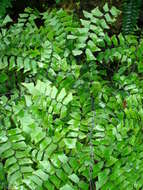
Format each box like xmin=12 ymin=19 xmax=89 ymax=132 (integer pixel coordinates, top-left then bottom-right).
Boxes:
xmin=1 ymin=3 xmax=143 ymax=190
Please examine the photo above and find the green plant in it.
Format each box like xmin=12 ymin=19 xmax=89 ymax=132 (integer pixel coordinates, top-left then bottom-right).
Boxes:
xmin=122 ymin=0 xmax=143 ymax=34
xmin=0 ymin=0 xmax=13 ymax=23
xmin=1 ymin=3 xmax=143 ymax=190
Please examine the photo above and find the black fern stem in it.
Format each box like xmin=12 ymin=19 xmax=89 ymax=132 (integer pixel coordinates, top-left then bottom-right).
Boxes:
xmin=89 ymin=94 xmax=96 ymax=190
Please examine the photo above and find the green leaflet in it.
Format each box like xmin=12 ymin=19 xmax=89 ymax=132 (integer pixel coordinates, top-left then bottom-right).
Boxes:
xmin=103 ymin=3 xmax=109 ymax=12
xmin=91 ymin=7 xmax=103 ymax=17
xmin=64 ymin=138 xmax=77 ymax=149
xmin=57 ymin=88 xmax=67 ymax=102
xmin=86 ymin=48 xmax=96 ymax=61
xmin=63 ymin=93 xmax=73 ymax=105
xmin=0 ymin=142 xmax=11 ymax=155
xmin=60 ymin=184 xmax=74 ymax=190
xmin=72 ymin=49 xmax=83 ymax=56
xmin=68 ymin=173 xmax=79 ymax=184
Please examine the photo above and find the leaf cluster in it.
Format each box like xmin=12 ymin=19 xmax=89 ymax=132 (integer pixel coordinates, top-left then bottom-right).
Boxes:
xmin=0 ymin=4 xmax=143 ymax=190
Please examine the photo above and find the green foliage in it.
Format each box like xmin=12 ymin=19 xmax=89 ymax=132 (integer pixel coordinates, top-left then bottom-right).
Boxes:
xmin=0 ymin=0 xmax=13 ymax=18
xmin=1 ymin=3 xmax=143 ymax=190
xmin=0 ymin=0 xmax=13 ymax=26
xmin=122 ymin=0 xmax=143 ymax=34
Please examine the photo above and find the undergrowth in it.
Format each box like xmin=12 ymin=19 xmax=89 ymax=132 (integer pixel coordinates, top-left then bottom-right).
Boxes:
xmin=0 ymin=3 xmax=143 ymax=190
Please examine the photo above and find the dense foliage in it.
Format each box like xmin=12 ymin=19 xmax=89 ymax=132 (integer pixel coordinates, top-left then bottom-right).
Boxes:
xmin=0 ymin=0 xmax=13 ymax=24
xmin=122 ymin=0 xmax=143 ymax=34
xmin=1 ymin=2 xmax=143 ymax=190
xmin=0 ymin=0 xmax=143 ymax=34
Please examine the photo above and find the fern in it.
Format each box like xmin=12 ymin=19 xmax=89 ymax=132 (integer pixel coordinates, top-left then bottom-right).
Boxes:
xmin=122 ymin=0 xmax=143 ymax=34
xmin=0 ymin=0 xmax=13 ymax=18
xmin=69 ymin=4 xmax=137 ymax=71
xmin=1 ymin=3 xmax=143 ymax=190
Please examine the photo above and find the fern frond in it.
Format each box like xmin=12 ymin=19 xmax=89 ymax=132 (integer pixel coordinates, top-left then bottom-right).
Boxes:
xmin=1 ymin=3 xmax=143 ymax=189
xmin=122 ymin=0 xmax=142 ymax=34
xmin=0 ymin=128 xmax=34 ymax=189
